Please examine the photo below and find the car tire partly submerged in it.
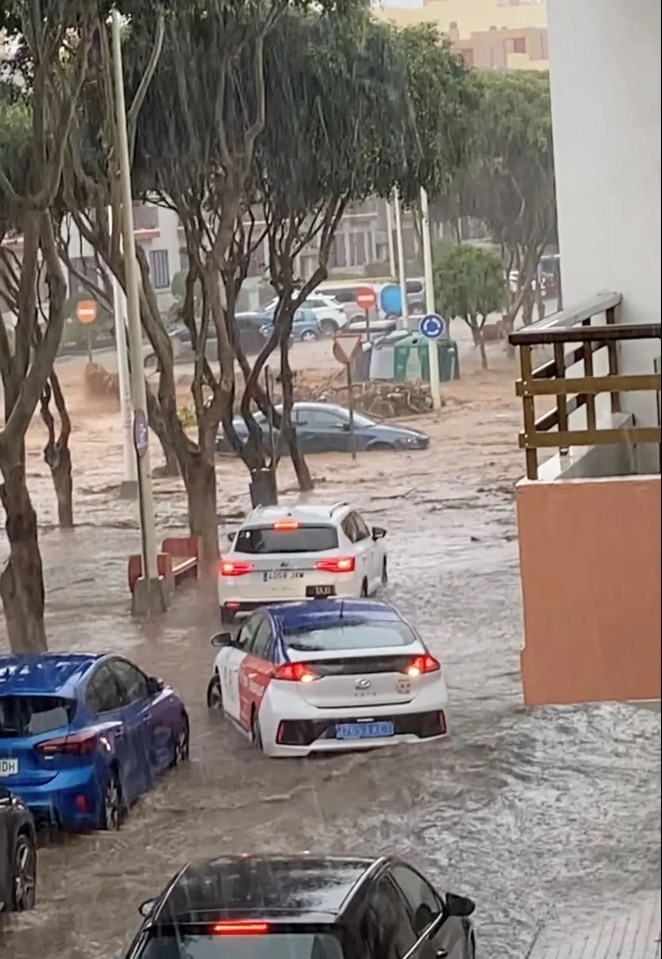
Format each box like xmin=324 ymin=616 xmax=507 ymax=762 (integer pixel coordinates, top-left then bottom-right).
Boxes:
xmin=207 ymin=673 xmax=223 ymax=713
xmin=101 ymin=770 xmax=123 ymax=831
xmin=11 ymin=833 xmax=36 ymax=912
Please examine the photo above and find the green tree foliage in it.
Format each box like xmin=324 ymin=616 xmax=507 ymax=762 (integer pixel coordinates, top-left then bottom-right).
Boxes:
xmin=433 ymin=242 xmax=506 ymax=369
xmin=438 ymin=70 xmax=556 ymax=329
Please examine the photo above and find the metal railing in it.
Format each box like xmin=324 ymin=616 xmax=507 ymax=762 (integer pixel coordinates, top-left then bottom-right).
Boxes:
xmin=509 ymin=292 xmax=661 ymax=479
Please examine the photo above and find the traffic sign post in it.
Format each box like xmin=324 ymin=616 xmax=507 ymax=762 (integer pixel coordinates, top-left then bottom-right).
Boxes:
xmin=76 ymin=299 xmax=97 ymax=363
xmin=355 ymin=286 xmax=376 ymax=344
xmin=418 ymin=313 xmax=446 ymax=340
xmin=332 ymin=333 xmax=363 ymax=461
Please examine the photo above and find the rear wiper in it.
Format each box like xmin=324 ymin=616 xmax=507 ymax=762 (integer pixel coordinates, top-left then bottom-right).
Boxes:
xmin=287 ymin=643 xmax=327 ymax=651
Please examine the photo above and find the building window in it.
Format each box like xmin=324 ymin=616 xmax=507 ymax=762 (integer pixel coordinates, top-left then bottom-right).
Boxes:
xmin=513 ymin=36 xmax=527 ymax=54
xmin=149 ymin=249 xmax=170 ymax=289
xmin=349 ymin=232 xmax=366 ymax=267
xmin=329 ymin=236 xmax=347 ymax=269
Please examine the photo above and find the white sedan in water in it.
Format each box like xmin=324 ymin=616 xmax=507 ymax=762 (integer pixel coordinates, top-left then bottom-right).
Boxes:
xmin=206 ymin=599 xmax=449 ymax=758
xmin=217 ymin=503 xmax=388 ymax=624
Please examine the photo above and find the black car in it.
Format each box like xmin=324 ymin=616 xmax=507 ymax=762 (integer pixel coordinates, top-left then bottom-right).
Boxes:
xmin=0 ymin=786 xmax=36 ymax=914
xmin=215 ymin=401 xmax=430 ymax=455
xmin=144 ymin=314 xmax=265 ymax=368
xmin=124 ymin=854 xmax=476 ymax=958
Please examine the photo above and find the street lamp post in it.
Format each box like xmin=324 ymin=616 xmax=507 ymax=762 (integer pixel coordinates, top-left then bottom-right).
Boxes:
xmin=420 ymin=186 xmax=442 ymax=411
xmin=110 ymin=9 xmax=166 ymax=615
xmin=392 ymin=186 xmax=409 ymax=330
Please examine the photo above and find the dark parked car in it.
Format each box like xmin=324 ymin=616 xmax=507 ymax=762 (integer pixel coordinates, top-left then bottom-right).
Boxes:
xmin=0 ymin=787 xmax=36 ymax=914
xmin=123 ymin=854 xmax=476 ymax=958
xmin=259 ymin=307 xmax=322 ymax=342
xmin=215 ymin=401 xmax=430 ymax=455
xmin=144 ymin=314 xmax=265 ymax=368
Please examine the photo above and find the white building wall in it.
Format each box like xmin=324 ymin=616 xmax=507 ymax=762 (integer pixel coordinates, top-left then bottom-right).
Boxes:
xmin=547 ymin=0 xmax=661 ymax=436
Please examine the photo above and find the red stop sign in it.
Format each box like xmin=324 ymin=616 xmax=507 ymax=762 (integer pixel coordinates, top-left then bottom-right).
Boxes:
xmin=355 ymin=286 xmax=377 ymax=310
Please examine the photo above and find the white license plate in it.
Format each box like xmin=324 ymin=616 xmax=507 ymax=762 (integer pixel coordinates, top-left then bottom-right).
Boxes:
xmin=264 ymin=571 xmax=304 ymax=582
xmin=0 ymin=759 xmax=18 ymax=776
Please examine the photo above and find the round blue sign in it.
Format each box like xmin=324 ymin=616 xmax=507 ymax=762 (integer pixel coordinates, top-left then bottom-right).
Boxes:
xmin=418 ymin=313 xmax=446 ymax=340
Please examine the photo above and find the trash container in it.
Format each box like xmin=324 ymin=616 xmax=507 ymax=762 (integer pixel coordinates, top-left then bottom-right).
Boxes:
xmin=393 ymin=335 xmax=460 ymax=383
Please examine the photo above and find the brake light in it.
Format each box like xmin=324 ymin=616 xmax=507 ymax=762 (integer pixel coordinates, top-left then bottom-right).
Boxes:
xmin=36 ymin=730 xmax=98 ymax=757
xmin=273 ymin=519 xmax=299 ymax=530
xmin=406 ymin=654 xmax=440 ymax=677
xmin=314 ymin=556 xmax=356 ymax=573
xmin=219 ymin=559 xmax=254 ymax=577
xmin=211 ymin=921 xmax=270 ymax=935
xmin=273 ymin=662 xmax=320 ymax=683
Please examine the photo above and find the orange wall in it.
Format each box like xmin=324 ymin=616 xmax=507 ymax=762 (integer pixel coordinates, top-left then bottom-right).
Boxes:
xmin=517 ymin=476 xmax=661 ymax=705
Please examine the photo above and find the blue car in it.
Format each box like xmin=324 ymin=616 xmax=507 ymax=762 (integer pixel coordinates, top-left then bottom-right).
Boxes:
xmin=0 ymin=654 xmax=189 ymax=831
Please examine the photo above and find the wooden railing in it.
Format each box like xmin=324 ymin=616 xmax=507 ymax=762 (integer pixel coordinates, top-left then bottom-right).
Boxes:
xmin=509 ymin=292 xmax=661 ymax=480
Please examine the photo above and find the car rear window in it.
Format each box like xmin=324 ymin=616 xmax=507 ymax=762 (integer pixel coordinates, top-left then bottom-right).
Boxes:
xmin=0 ymin=695 xmax=76 ymax=738
xmin=235 ymin=526 xmax=338 ymax=554
xmin=140 ymin=931 xmax=344 ymax=958
xmin=284 ymin=619 xmax=415 ymax=651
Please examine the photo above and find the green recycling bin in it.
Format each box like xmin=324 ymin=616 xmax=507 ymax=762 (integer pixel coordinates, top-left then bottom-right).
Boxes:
xmin=393 ymin=334 xmax=460 ymax=383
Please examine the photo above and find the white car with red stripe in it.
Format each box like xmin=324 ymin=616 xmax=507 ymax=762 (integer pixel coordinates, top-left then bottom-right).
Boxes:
xmin=206 ymin=599 xmax=449 ymax=758
xmin=218 ymin=504 xmax=387 ymax=624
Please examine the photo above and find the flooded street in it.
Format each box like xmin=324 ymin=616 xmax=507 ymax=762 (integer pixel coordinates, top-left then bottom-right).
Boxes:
xmin=1 ymin=351 xmax=660 ymax=958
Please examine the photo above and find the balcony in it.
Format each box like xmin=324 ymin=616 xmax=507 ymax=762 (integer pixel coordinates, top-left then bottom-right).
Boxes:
xmin=509 ymin=293 xmax=661 ymax=707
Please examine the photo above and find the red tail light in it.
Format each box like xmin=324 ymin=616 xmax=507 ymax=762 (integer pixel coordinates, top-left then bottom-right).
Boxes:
xmin=219 ymin=559 xmax=254 ymax=577
xmin=211 ymin=921 xmax=270 ymax=935
xmin=406 ymin=654 xmax=440 ymax=677
xmin=314 ymin=556 xmax=356 ymax=574
xmin=273 ymin=662 xmax=320 ymax=683
xmin=273 ymin=519 xmax=299 ymax=531
xmin=36 ymin=730 xmax=98 ymax=757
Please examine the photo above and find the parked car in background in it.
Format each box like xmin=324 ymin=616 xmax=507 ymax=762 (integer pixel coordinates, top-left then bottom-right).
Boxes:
xmin=122 ymin=854 xmax=477 ymax=958
xmin=0 ymin=653 xmax=189 ymax=831
xmin=215 ymin=402 xmax=430 ymax=456
xmin=259 ymin=307 xmax=322 ymax=342
xmin=144 ymin=314 xmax=264 ymax=368
xmin=260 ymin=294 xmax=345 ymax=336
xmin=0 ymin=787 xmax=36 ymax=914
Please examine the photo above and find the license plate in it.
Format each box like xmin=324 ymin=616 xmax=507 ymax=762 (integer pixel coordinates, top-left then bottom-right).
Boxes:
xmin=336 ymin=722 xmax=394 ymax=740
xmin=0 ymin=759 xmax=18 ymax=776
xmin=306 ymin=584 xmax=336 ymax=598
xmin=264 ymin=571 xmax=304 ymax=582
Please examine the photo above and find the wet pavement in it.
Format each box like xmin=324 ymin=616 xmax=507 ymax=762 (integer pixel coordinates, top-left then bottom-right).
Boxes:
xmin=1 ymin=466 xmax=660 ymax=959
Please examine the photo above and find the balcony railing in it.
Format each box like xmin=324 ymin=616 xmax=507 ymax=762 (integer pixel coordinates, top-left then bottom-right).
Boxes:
xmin=509 ymin=291 xmax=661 ymax=480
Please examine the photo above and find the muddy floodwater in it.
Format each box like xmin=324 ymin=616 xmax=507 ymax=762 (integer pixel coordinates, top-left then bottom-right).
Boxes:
xmin=1 ymin=350 xmax=660 ymax=958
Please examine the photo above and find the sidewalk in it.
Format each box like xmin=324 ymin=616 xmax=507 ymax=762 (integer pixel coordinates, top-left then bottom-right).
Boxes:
xmin=529 ymin=891 xmax=661 ymax=959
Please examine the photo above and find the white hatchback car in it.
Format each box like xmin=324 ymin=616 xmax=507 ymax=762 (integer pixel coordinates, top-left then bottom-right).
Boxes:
xmin=218 ymin=503 xmax=387 ymax=624
xmin=262 ymin=294 xmax=346 ymax=336
xmin=206 ymin=599 xmax=449 ymax=758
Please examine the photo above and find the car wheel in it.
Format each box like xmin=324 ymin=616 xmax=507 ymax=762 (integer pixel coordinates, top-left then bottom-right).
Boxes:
xmin=101 ymin=770 xmax=123 ymax=831
xmin=368 ymin=441 xmax=394 ymax=451
xmin=319 ymin=318 xmax=338 ymax=337
xmin=206 ymin=673 xmax=224 ymax=712
xmin=172 ymin=714 xmax=190 ymax=765
xmin=300 ymin=329 xmax=318 ymax=341
xmin=11 ymin=833 xmax=36 ymax=912
xmin=381 ymin=558 xmax=388 ymax=587
xmin=360 ymin=578 xmax=369 ymax=598
xmin=251 ymin=710 xmax=263 ymax=752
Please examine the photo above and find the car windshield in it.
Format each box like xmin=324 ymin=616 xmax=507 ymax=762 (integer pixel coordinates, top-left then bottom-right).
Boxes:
xmin=139 ymin=931 xmax=344 ymax=958
xmin=235 ymin=525 xmax=339 ymax=554
xmin=0 ymin=695 xmax=76 ymax=737
xmin=284 ymin=619 xmax=416 ymax=651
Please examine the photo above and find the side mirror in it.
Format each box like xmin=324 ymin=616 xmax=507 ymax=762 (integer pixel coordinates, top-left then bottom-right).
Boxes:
xmin=147 ymin=676 xmax=165 ymax=696
xmin=0 ymin=786 xmax=12 ymax=804
xmin=372 ymin=526 xmax=387 ymax=540
xmin=341 ymin=422 xmax=351 ymax=432
xmin=445 ymin=893 xmax=475 ymax=918
xmin=139 ymin=898 xmax=156 ymax=918
xmin=211 ymin=632 xmax=233 ymax=648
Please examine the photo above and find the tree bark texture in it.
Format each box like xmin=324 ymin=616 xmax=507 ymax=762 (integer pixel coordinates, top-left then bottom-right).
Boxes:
xmin=40 ymin=375 xmax=74 ymax=529
xmin=0 ymin=461 xmax=47 ymax=653
xmin=181 ymin=450 xmax=219 ymax=577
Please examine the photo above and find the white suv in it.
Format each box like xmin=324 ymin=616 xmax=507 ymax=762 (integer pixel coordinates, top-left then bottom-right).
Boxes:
xmin=218 ymin=503 xmax=387 ymax=623
xmin=261 ymin=295 xmax=346 ymax=336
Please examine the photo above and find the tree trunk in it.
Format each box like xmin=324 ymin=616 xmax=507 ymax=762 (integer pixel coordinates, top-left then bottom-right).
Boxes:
xmin=51 ymin=448 xmax=73 ymax=528
xmin=182 ymin=452 xmax=218 ymax=576
xmin=145 ymin=385 xmax=179 ymax=477
xmin=476 ymin=329 xmax=489 ymax=370
xmin=0 ymin=461 xmax=47 ymax=653
xmin=279 ymin=343 xmax=313 ymax=492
